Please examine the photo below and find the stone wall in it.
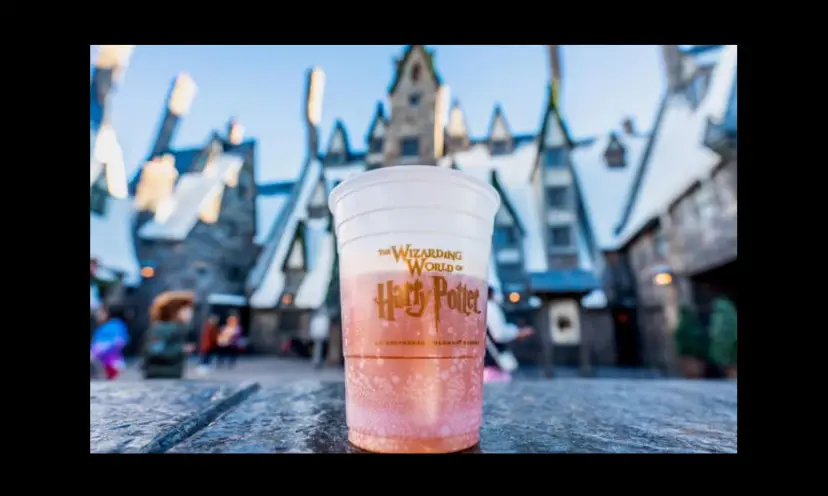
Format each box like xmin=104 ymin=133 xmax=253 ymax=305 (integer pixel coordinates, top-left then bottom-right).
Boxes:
xmin=383 ymin=47 xmax=439 ymax=166
xmin=130 ymin=159 xmax=258 ymax=343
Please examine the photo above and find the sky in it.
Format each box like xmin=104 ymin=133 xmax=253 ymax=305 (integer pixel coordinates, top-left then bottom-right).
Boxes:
xmin=95 ymin=45 xmax=666 ymax=184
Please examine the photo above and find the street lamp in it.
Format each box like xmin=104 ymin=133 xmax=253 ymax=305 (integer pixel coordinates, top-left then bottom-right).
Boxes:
xmin=651 ymin=264 xmax=674 ymax=286
xmin=508 ymin=292 xmax=521 ymax=303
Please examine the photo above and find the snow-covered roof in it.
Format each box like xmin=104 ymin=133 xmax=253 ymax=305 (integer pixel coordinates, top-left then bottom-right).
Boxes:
xmin=571 ymin=133 xmax=648 ymax=250
xmin=617 ymin=45 xmax=737 ymax=245
xmin=256 ymin=194 xmax=289 ymax=244
xmin=249 ymin=160 xmax=323 ymax=309
xmin=294 ymin=218 xmax=336 ymax=309
xmin=449 ymin=140 xmax=547 ymax=273
xmin=138 ymin=154 xmax=243 ymax=241
xmin=440 ymin=139 xmax=538 ymax=184
xmin=90 ymin=198 xmax=140 ymax=285
xmin=322 ymin=162 xmax=365 ymax=190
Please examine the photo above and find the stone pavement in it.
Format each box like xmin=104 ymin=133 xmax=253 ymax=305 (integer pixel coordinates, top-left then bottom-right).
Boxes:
xmin=91 ymin=378 xmax=738 ymax=453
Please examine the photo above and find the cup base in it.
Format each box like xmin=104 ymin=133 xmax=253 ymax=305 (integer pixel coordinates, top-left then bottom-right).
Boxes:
xmin=348 ymin=429 xmax=479 ymax=454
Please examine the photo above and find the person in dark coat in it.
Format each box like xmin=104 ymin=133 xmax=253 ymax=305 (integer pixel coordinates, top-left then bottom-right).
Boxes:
xmin=142 ymin=291 xmax=197 ymax=379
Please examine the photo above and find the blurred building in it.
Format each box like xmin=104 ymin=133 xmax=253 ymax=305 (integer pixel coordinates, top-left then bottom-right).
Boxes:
xmin=95 ymin=45 xmax=737 ymax=373
xmin=90 ymin=46 xmax=141 ymax=315
xmin=609 ymin=45 xmax=738 ymax=373
xmin=126 ymin=74 xmax=260 ymax=342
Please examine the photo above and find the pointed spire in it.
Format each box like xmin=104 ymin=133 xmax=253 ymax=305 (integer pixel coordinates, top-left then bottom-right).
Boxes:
xmin=227 ymin=117 xmax=244 ymax=145
xmin=367 ymin=101 xmax=387 ymax=141
xmin=488 ymin=104 xmax=512 ymax=141
xmin=447 ymin=99 xmax=468 ymax=138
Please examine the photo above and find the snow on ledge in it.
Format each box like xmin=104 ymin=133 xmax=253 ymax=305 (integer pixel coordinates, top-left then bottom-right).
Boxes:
xmin=250 ymin=160 xmax=322 ymax=309
xmin=207 ymin=293 xmax=247 ymax=306
xmin=581 ymin=289 xmax=608 ymax=309
xmin=293 ymin=228 xmax=335 ymax=309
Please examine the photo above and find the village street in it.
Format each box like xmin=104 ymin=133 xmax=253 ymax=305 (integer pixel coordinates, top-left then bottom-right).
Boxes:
xmin=117 ymin=356 xmax=346 ymax=384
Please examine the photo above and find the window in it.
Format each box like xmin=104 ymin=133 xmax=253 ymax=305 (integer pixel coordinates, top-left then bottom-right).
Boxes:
xmin=549 ymin=226 xmax=571 ymax=247
xmin=494 ymin=227 xmax=516 ymax=246
xmin=411 ymin=63 xmax=421 ymax=82
xmin=228 ymin=266 xmax=243 ymax=283
xmin=326 ymin=152 xmax=346 ymax=165
xmin=409 ymin=93 xmax=421 ymax=107
xmin=90 ymin=184 xmax=108 ymax=216
xmin=606 ymin=149 xmax=625 ymax=168
xmin=544 ymin=148 xmax=565 ymax=168
xmin=369 ymin=137 xmax=383 ymax=154
xmin=654 ymin=231 xmax=668 ymax=258
xmin=491 ymin=140 xmax=509 ymax=156
xmin=401 ymin=137 xmax=419 ymax=157
xmin=546 ymin=186 xmax=568 ymax=209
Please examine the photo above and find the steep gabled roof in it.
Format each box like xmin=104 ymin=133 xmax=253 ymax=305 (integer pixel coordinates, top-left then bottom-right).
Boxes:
xmin=531 ymin=83 xmax=575 ymax=180
xmin=490 ymin=169 xmax=525 ymax=235
xmin=387 ymin=45 xmax=442 ymax=95
xmin=138 ymin=154 xmax=244 ymax=241
xmin=325 ymin=120 xmax=352 ymax=158
xmin=487 ymin=104 xmax=512 ymax=141
xmin=248 ymin=159 xmax=324 ymax=306
xmin=570 ymin=132 xmax=649 ymax=251
xmin=447 ymin=99 xmax=469 ymax=138
xmin=365 ymin=102 xmax=387 ymax=142
xmin=614 ymin=45 xmax=738 ymax=246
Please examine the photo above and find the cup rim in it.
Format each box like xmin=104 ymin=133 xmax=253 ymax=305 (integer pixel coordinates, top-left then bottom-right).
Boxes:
xmin=328 ymin=165 xmax=501 ymax=214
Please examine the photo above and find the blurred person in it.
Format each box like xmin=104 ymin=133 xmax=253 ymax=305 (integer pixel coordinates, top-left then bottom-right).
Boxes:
xmin=216 ymin=313 xmax=242 ymax=369
xmin=90 ymin=305 xmax=130 ymax=381
xmin=484 ymin=286 xmax=534 ymax=384
xmin=196 ymin=315 xmax=220 ymax=376
xmin=309 ymin=306 xmax=331 ymax=370
xmin=281 ymin=337 xmax=312 ymax=358
xmin=142 ymin=291 xmax=197 ymax=379
xmin=90 ymin=258 xmax=102 ymax=338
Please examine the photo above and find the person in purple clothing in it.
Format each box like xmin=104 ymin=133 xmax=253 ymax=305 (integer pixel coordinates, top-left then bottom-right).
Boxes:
xmin=90 ymin=305 xmax=130 ymax=380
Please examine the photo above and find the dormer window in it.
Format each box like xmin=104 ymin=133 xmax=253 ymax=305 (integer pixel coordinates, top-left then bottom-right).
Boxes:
xmin=491 ymin=140 xmax=510 ymax=156
xmin=605 ymin=148 xmax=625 ymax=168
xmin=409 ymin=93 xmax=421 ymax=107
xmin=369 ymin=137 xmax=383 ymax=154
xmin=411 ymin=63 xmax=421 ymax=82
xmin=544 ymin=148 xmax=565 ymax=168
xmin=605 ymin=138 xmax=626 ymax=168
xmin=326 ymin=152 xmax=346 ymax=165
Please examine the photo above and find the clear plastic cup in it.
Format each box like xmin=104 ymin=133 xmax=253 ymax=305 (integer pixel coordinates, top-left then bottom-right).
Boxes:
xmin=328 ymin=165 xmax=501 ymax=453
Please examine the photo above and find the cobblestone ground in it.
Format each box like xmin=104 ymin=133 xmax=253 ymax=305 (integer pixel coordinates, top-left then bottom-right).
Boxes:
xmin=114 ymin=356 xmax=346 ymax=384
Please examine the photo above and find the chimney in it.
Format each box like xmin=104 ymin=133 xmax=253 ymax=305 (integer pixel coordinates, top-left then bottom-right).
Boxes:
xmin=150 ymin=73 xmax=197 ymax=158
xmin=622 ymin=117 xmax=635 ymax=135
xmin=227 ymin=118 xmax=244 ymax=145
xmin=90 ymin=45 xmax=135 ymax=126
xmin=661 ymin=45 xmax=683 ymax=92
xmin=304 ymin=67 xmax=326 ymax=158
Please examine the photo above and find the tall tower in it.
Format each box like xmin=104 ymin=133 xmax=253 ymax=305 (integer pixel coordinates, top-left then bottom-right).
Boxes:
xmin=383 ymin=45 xmax=444 ymax=166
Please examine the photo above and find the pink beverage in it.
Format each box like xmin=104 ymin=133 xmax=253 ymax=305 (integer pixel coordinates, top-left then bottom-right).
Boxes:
xmin=328 ymin=166 xmax=500 ymax=453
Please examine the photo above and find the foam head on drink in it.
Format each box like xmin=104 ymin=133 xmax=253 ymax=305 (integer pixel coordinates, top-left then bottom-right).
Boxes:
xmin=328 ymin=166 xmax=500 ymax=453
